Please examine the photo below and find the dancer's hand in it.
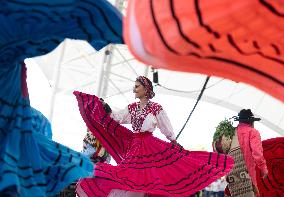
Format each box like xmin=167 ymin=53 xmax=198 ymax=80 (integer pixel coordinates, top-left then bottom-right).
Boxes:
xmin=253 ymin=185 xmax=259 ymax=196
xmin=261 ymin=170 xmax=268 ymax=179
xmin=263 ymin=174 xmax=268 ymax=179
xmin=171 ymin=140 xmax=177 ymax=144
xmin=171 ymin=140 xmax=183 ymax=148
xmin=100 ymin=98 xmax=112 ymax=114
xmin=99 ymin=98 xmax=106 ymax=105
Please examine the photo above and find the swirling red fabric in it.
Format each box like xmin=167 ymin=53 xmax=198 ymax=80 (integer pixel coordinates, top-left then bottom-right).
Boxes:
xmin=124 ymin=0 xmax=284 ymax=102
xmin=256 ymin=137 xmax=284 ymax=197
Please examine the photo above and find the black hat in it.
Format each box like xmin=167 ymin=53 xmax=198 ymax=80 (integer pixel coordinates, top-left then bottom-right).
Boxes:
xmin=234 ymin=109 xmax=261 ymax=122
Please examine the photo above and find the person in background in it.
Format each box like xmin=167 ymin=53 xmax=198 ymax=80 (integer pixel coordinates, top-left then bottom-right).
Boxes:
xmin=203 ymin=184 xmax=213 ymax=197
xmin=82 ymin=99 xmax=112 ymax=164
xmin=217 ymin=177 xmax=226 ymax=197
xmin=82 ymin=130 xmax=111 ymax=164
xmin=211 ymin=179 xmax=220 ymax=197
xmin=57 ymin=101 xmax=112 ymax=197
xmin=213 ymin=109 xmax=268 ymax=196
xmin=230 ymin=109 xmax=268 ymax=196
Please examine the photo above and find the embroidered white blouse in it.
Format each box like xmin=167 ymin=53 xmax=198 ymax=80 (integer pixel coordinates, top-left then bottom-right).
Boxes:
xmin=110 ymin=101 xmax=175 ymax=141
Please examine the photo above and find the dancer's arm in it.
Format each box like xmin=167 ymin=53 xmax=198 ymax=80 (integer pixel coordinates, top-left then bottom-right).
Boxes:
xmin=250 ymin=129 xmax=268 ymax=178
xmin=156 ymin=109 xmax=176 ymax=141
xmin=100 ymin=98 xmax=131 ymax=124
xmin=110 ymin=106 xmax=131 ymax=124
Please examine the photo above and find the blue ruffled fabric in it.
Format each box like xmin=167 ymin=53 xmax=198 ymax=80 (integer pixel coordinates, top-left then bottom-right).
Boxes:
xmin=0 ymin=0 xmax=123 ymax=196
xmin=31 ymin=107 xmax=52 ymax=139
xmin=0 ymin=0 xmax=122 ymax=68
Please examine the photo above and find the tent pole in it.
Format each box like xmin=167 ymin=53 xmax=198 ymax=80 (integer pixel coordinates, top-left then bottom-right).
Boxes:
xmin=95 ymin=0 xmax=123 ymax=99
xmin=96 ymin=0 xmax=123 ymax=98
xmin=115 ymin=0 xmax=125 ymax=11
xmin=101 ymin=45 xmax=113 ymax=98
xmin=95 ymin=46 xmax=111 ymax=97
xmin=144 ymin=65 xmax=150 ymax=78
xmin=48 ymin=40 xmax=67 ymax=122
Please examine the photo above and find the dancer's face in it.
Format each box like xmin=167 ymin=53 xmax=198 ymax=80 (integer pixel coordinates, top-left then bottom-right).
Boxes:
xmin=133 ymin=81 xmax=147 ymax=99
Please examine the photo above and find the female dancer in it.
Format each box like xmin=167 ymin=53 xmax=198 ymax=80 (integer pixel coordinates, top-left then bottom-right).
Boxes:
xmin=74 ymin=76 xmax=234 ymax=197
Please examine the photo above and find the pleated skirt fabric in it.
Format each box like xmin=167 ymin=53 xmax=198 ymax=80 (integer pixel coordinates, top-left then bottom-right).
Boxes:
xmin=0 ymin=65 xmax=94 ymax=196
xmin=256 ymin=137 xmax=284 ymax=197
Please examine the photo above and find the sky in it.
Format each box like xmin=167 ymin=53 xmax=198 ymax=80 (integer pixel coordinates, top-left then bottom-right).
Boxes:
xmin=26 ymin=59 xmax=281 ymax=153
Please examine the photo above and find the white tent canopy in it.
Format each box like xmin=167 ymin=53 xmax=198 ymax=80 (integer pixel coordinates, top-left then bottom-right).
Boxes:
xmin=32 ymin=39 xmax=284 ymax=136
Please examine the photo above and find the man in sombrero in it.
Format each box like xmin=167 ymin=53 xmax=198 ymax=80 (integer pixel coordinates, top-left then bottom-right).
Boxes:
xmin=226 ymin=109 xmax=268 ymax=196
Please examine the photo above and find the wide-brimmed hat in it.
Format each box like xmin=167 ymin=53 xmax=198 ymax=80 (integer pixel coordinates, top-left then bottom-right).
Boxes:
xmin=234 ymin=109 xmax=261 ymax=122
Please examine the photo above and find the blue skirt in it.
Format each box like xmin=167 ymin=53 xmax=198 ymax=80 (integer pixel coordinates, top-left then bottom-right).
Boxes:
xmin=0 ymin=63 xmax=96 ymax=197
xmin=0 ymin=0 xmax=123 ymax=196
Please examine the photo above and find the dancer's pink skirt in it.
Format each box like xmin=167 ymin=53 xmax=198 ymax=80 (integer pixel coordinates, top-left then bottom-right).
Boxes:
xmin=74 ymin=91 xmax=234 ymax=196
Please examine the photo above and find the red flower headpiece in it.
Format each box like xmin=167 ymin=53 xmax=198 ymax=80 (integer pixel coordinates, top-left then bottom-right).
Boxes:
xmin=136 ymin=76 xmax=155 ymax=99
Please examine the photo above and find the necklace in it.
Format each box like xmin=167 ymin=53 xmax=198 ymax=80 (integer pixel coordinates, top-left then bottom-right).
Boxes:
xmin=137 ymin=100 xmax=151 ymax=114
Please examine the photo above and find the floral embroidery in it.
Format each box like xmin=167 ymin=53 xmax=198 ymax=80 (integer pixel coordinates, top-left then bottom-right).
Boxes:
xmin=128 ymin=101 xmax=162 ymax=132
